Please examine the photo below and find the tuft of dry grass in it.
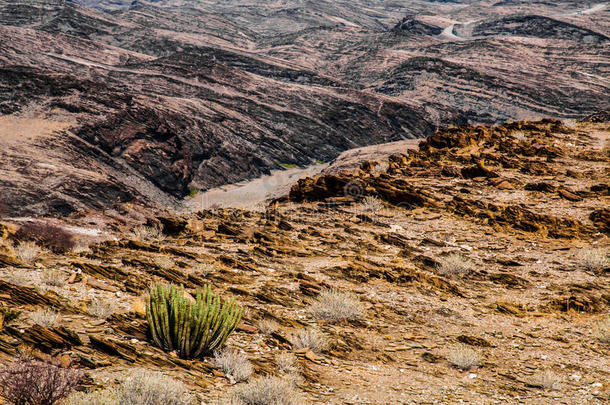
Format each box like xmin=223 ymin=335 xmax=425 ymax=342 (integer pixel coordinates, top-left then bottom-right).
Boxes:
xmin=436 ymin=254 xmax=474 ymax=277
xmin=30 ymin=308 xmax=60 ymax=327
xmin=65 ymin=389 xmax=119 ymax=405
xmin=257 ymin=319 xmax=279 ymax=335
xmin=114 ymin=369 xmax=192 ymax=405
xmin=512 ymin=130 xmax=526 ymax=141
xmin=189 ymin=261 xmax=215 ymax=277
xmin=576 ymin=247 xmax=609 ymax=272
xmin=276 ymin=353 xmax=298 ymax=374
xmin=13 ymin=241 xmax=43 ymax=264
xmin=131 ymin=224 xmax=165 ymax=241
xmin=526 ymin=369 xmax=560 ymax=390
xmin=88 ymin=297 xmax=116 ymax=319
xmin=309 ymin=289 xmax=363 ymax=322
xmin=289 ymin=329 xmax=327 ymax=353
xmin=41 ymin=268 xmax=65 ymax=287
xmin=214 ymin=348 xmax=253 ymax=383
xmin=230 ymin=376 xmax=302 ymax=405
xmin=592 ymin=316 xmax=610 ymax=343
xmin=359 ymin=195 xmax=383 ymax=213
xmin=447 ymin=345 xmax=481 ymax=370
xmin=153 ymin=256 xmax=175 ymax=269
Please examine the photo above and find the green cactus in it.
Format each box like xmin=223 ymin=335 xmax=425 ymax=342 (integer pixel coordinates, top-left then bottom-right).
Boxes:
xmin=146 ymin=283 xmax=243 ymax=359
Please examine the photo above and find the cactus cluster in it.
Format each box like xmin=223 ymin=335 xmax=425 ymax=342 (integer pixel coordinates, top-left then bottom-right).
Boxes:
xmin=146 ymin=283 xmax=243 ymax=359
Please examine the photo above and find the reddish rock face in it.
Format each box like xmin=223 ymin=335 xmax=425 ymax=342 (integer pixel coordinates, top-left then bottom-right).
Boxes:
xmin=0 ymin=0 xmax=608 ymax=215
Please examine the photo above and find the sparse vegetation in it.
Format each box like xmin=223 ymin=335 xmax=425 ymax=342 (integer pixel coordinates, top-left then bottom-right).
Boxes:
xmin=214 ymin=348 xmax=253 ymax=382
xmin=526 ymin=369 xmax=560 ymax=390
xmin=131 ymin=224 xmax=165 ymax=241
xmin=153 ymin=256 xmax=175 ymax=269
xmin=289 ymin=329 xmax=327 ymax=353
xmin=30 ymin=308 xmax=60 ymax=327
xmin=436 ymin=254 xmax=474 ymax=277
xmin=64 ymin=389 xmax=119 ymax=405
xmin=359 ymin=195 xmax=383 ymax=213
xmin=230 ymin=376 xmax=301 ymax=405
xmin=512 ymin=130 xmax=526 ymax=141
xmin=41 ymin=268 xmax=65 ymax=287
xmin=257 ymin=319 xmax=279 ymax=335
xmin=309 ymin=289 xmax=363 ymax=322
xmin=88 ymin=297 xmax=115 ymax=319
xmin=113 ymin=369 xmax=192 ymax=405
xmin=276 ymin=352 xmax=298 ymax=374
xmin=0 ymin=359 xmax=83 ymax=405
xmin=13 ymin=241 xmax=43 ymax=264
xmin=576 ymin=247 xmax=608 ymax=272
xmin=447 ymin=345 xmax=481 ymax=370
xmin=147 ymin=283 xmax=243 ymax=359
xmin=592 ymin=316 xmax=610 ymax=343
xmin=14 ymin=221 xmax=76 ymax=253
xmin=189 ymin=261 xmax=215 ymax=277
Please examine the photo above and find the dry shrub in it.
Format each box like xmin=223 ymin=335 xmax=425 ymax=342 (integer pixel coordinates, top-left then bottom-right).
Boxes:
xmin=14 ymin=241 xmax=43 ymax=264
xmin=153 ymin=256 xmax=175 ymax=269
xmin=276 ymin=353 xmax=298 ymax=374
xmin=30 ymin=308 xmax=60 ymax=327
xmin=114 ymin=369 xmax=192 ymax=405
xmin=88 ymin=297 xmax=115 ymax=319
xmin=131 ymin=224 xmax=165 ymax=241
xmin=593 ymin=316 xmax=610 ymax=343
xmin=0 ymin=359 xmax=83 ymax=405
xmin=64 ymin=389 xmax=118 ymax=405
xmin=231 ymin=376 xmax=302 ymax=405
xmin=526 ymin=369 xmax=560 ymax=390
xmin=436 ymin=254 xmax=474 ymax=277
xmin=309 ymin=289 xmax=363 ymax=322
xmin=189 ymin=261 xmax=215 ymax=277
xmin=14 ymin=221 xmax=76 ymax=253
xmin=256 ymin=319 xmax=279 ymax=335
xmin=576 ymin=248 xmax=609 ymax=272
xmin=359 ymin=196 xmax=383 ymax=213
xmin=214 ymin=348 xmax=253 ymax=383
xmin=41 ymin=268 xmax=65 ymax=287
xmin=289 ymin=329 xmax=327 ymax=353
xmin=447 ymin=345 xmax=481 ymax=370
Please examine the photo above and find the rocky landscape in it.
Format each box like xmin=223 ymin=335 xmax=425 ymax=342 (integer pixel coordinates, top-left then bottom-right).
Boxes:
xmin=0 ymin=117 xmax=608 ymax=403
xmin=0 ymin=0 xmax=609 ymax=404
xmin=0 ymin=0 xmax=609 ymax=216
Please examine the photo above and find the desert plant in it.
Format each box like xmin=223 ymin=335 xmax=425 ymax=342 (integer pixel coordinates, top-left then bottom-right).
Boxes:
xmin=0 ymin=359 xmax=83 ymax=405
xmin=593 ymin=316 xmax=610 ymax=343
xmin=231 ymin=376 xmax=301 ymax=405
xmin=309 ymin=290 xmax=363 ymax=322
xmin=276 ymin=353 xmax=298 ymax=374
xmin=256 ymin=319 xmax=279 ymax=335
xmin=14 ymin=241 xmax=43 ymax=264
xmin=30 ymin=308 xmax=60 ymax=327
xmin=576 ymin=248 xmax=609 ymax=272
xmin=436 ymin=254 xmax=474 ymax=277
xmin=41 ymin=269 xmax=65 ymax=287
xmin=526 ymin=369 xmax=560 ymax=390
xmin=131 ymin=224 xmax=164 ymax=241
xmin=289 ymin=329 xmax=327 ymax=353
xmin=88 ymin=297 xmax=115 ymax=319
xmin=113 ymin=369 xmax=192 ymax=405
xmin=189 ymin=261 xmax=215 ymax=277
xmin=153 ymin=256 xmax=175 ymax=269
xmin=214 ymin=348 xmax=253 ymax=382
xmin=64 ymin=389 xmax=118 ymax=405
xmin=447 ymin=345 xmax=481 ymax=370
xmin=359 ymin=196 xmax=383 ymax=213
xmin=14 ymin=221 xmax=76 ymax=253
xmin=147 ymin=283 xmax=243 ymax=359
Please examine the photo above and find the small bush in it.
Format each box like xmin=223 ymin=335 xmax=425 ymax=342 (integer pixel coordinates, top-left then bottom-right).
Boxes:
xmin=526 ymin=369 xmax=560 ymax=390
xmin=14 ymin=221 xmax=76 ymax=253
xmin=41 ymin=269 xmax=65 ymax=287
xmin=131 ymin=224 xmax=164 ymax=241
xmin=153 ymin=256 xmax=175 ymax=269
xmin=14 ymin=241 xmax=43 ymax=264
xmin=276 ymin=353 xmax=298 ymax=374
xmin=0 ymin=359 xmax=83 ymax=405
xmin=309 ymin=290 xmax=363 ymax=322
xmin=231 ymin=376 xmax=301 ymax=405
xmin=189 ymin=261 xmax=215 ymax=277
xmin=447 ymin=345 xmax=481 ymax=370
xmin=147 ymin=283 xmax=243 ymax=359
xmin=64 ymin=389 xmax=118 ymax=405
xmin=256 ymin=319 xmax=279 ymax=335
xmin=214 ymin=348 xmax=253 ymax=382
xmin=88 ymin=297 xmax=115 ymax=319
xmin=114 ymin=369 xmax=192 ymax=405
xmin=436 ymin=254 xmax=474 ymax=277
xmin=30 ymin=308 xmax=60 ymax=327
xmin=289 ymin=329 xmax=327 ymax=353
xmin=593 ymin=316 xmax=610 ymax=343
xmin=576 ymin=248 xmax=609 ymax=272
xmin=359 ymin=196 xmax=383 ymax=213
